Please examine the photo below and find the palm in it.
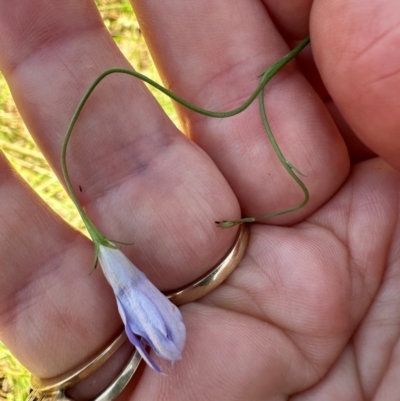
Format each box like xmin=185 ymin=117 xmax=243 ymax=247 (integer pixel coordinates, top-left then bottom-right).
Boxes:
xmin=129 ymin=159 xmax=400 ymax=400
xmin=0 ymin=1 xmax=399 ymax=400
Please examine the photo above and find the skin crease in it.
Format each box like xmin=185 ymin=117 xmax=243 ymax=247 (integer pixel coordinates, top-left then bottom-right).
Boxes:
xmin=0 ymin=0 xmax=399 ymax=400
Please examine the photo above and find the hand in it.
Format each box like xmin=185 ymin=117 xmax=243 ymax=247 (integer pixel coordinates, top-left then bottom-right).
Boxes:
xmin=0 ymin=0 xmax=399 ymax=400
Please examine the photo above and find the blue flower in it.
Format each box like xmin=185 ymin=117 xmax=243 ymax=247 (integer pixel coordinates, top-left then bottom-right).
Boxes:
xmin=98 ymin=244 xmax=186 ymax=372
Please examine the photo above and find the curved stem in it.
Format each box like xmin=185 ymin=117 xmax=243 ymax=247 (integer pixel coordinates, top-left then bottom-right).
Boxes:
xmin=256 ymin=87 xmax=310 ymax=218
xmin=218 ymin=62 xmax=310 ymax=227
xmin=61 ymin=37 xmax=310 ymax=233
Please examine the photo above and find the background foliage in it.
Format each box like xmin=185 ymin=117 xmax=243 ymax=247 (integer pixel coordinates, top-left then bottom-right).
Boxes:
xmin=0 ymin=1 xmax=176 ymax=399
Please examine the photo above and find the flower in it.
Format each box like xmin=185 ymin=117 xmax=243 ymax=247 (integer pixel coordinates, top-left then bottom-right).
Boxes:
xmin=98 ymin=243 xmax=186 ymax=373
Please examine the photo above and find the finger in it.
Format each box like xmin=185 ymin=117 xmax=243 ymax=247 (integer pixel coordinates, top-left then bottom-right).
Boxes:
xmin=261 ymin=0 xmax=313 ymax=41
xmin=264 ymin=0 xmax=375 ymax=164
xmin=131 ymin=0 xmax=349 ymax=225
xmin=261 ymin=1 xmax=376 ymax=164
xmin=131 ymin=158 xmax=400 ymax=400
xmin=0 ymin=0 xmax=239 ymax=289
xmin=0 ymin=152 xmax=122 ymax=386
xmin=311 ymin=0 xmax=400 ymax=170
xmin=260 ymin=2 xmax=376 ymax=164
xmin=325 ymin=100 xmax=376 ymax=164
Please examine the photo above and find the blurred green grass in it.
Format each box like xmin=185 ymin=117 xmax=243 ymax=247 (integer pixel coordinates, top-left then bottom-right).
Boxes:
xmin=0 ymin=1 xmax=177 ymax=399
xmin=0 ymin=343 xmax=29 ymax=401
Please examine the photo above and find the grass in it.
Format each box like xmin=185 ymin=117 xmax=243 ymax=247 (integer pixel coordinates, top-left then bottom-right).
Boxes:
xmin=0 ymin=1 xmax=177 ymax=398
xmin=0 ymin=343 xmax=29 ymax=401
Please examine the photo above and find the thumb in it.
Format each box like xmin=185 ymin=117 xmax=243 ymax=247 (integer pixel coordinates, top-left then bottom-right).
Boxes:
xmin=311 ymin=0 xmax=400 ymax=169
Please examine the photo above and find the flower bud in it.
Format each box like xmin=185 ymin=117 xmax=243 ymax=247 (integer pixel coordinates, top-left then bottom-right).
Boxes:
xmin=98 ymin=244 xmax=186 ymax=372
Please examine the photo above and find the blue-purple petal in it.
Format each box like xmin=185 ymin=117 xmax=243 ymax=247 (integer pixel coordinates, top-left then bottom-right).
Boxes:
xmin=98 ymin=245 xmax=186 ymax=372
xmin=124 ymin=324 xmax=162 ymax=373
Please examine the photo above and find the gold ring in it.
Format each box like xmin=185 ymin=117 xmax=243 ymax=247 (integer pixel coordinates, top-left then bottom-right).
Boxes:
xmin=166 ymin=224 xmax=249 ymax=305
xmin=27 ymin=332 xmax=142 ymax=401
xmin=26 ymin=224 xmax=249 ymax=400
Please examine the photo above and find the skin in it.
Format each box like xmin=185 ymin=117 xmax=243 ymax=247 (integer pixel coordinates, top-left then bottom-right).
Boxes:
xmin=0 ymin=0 xmax=400 ymax=399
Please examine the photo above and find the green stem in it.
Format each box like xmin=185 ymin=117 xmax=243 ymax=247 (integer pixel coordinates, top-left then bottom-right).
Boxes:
xmin=61 ymin=37 xmax=310 ymax=233
xmin=218 ymin=40 xmax=310 ymax=227
xmin=60 ymin=141 xmax=105 ymax=244
xmin=217 ymin=84 xmax=309 ymax=228
xmin=257 ymin=86 xmax=310 ymax=217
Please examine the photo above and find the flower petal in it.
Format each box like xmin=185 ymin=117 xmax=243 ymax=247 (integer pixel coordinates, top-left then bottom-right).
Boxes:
xmin=124 ymin=324 xmax=162 ymax=373
xmin=98 ymin=245 xmax=186 ymax=371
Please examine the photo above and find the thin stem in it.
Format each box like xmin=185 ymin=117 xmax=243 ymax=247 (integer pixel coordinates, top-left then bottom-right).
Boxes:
xmin=256 ymin=88 xmax=310 ymax=218
xmin=217 ymin=73 xmax=310 ymax=228
xmin=61 ymin=37 xmax=310 ymax=233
